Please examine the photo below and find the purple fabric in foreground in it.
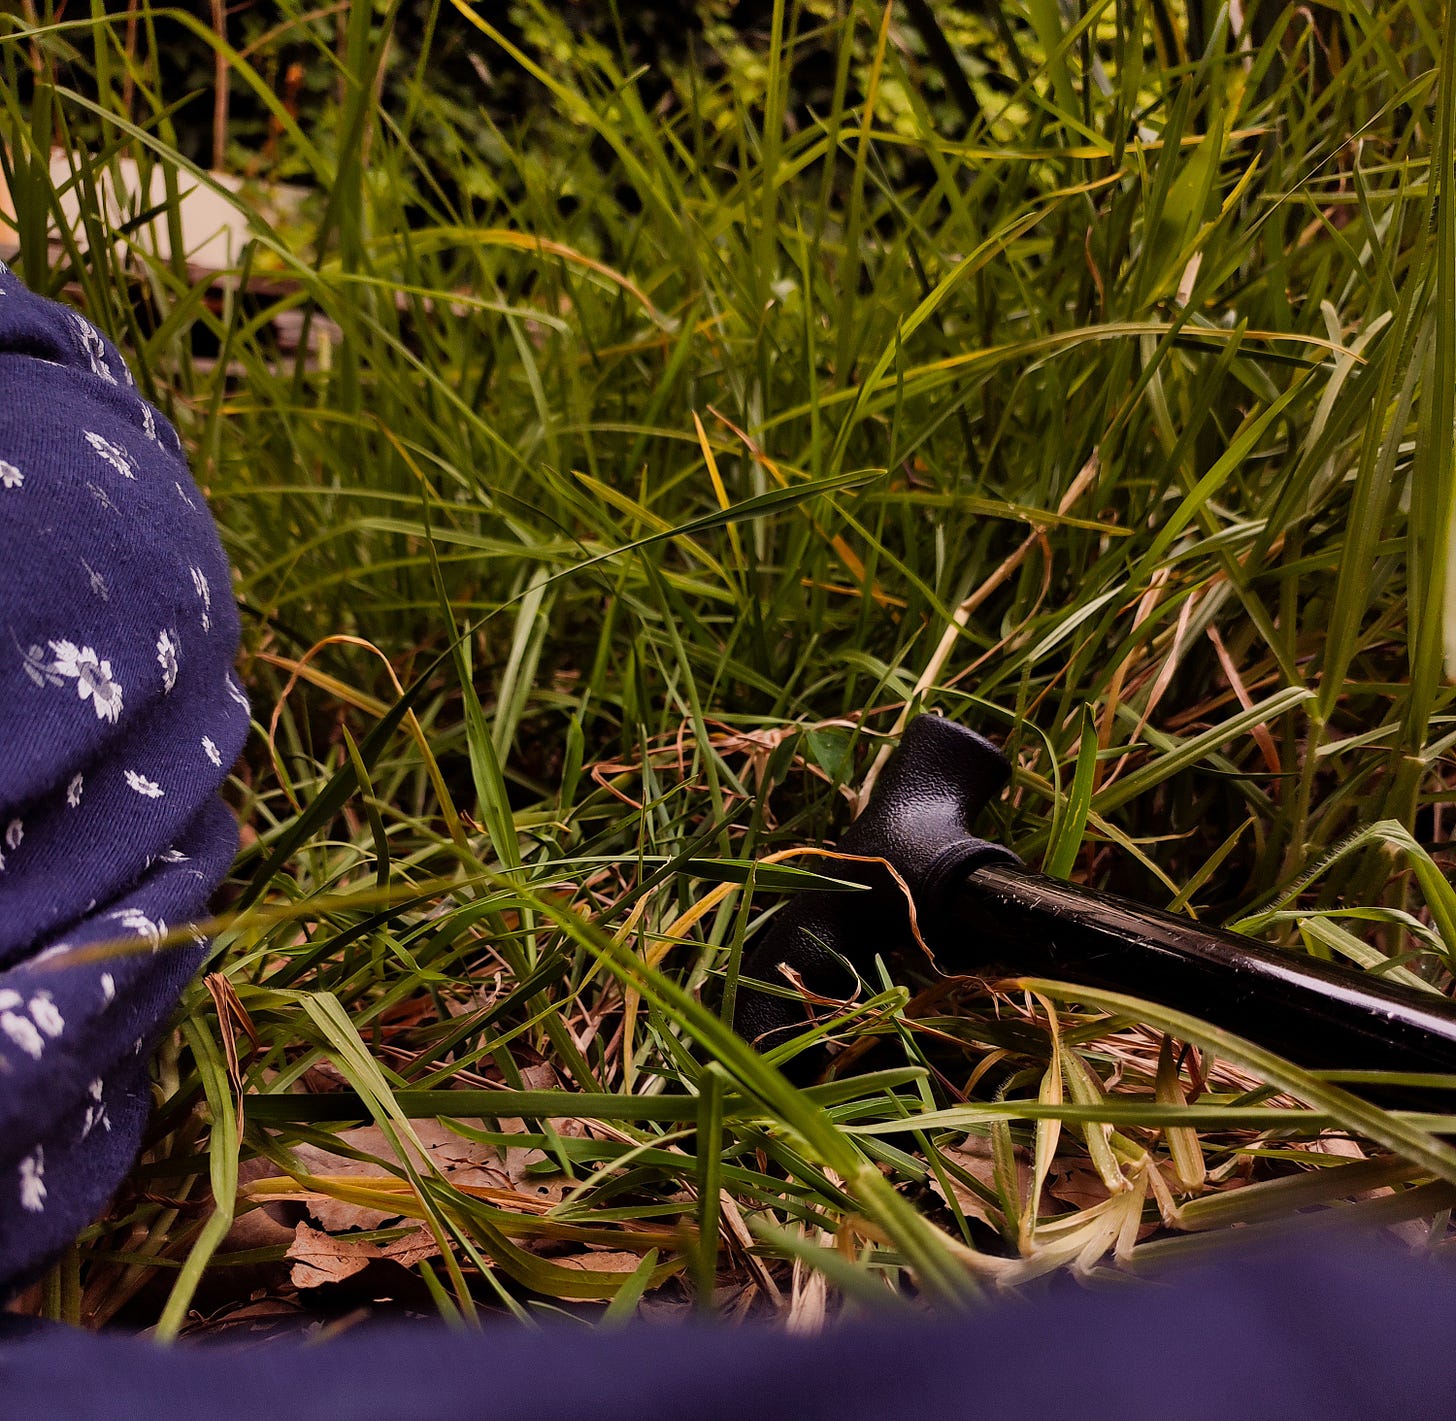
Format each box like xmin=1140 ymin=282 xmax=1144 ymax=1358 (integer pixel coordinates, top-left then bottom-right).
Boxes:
xmin=2 ymin=1241 xmax=1455 ymax=1419
xmin=0 ymin=263 xmax=247 ymax=1290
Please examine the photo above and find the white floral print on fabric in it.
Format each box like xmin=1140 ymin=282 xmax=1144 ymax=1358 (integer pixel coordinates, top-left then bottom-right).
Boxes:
xmin=0 ymin=275 xmax=260 ymax=1296
xmin=46 ymin=640 xmax=124 ymax=723
xmin=123 ymin=769 xmax=164 ymax=799
xmin=29 ymin=992 xmax=63 ymax=1039
xmin=226 ymin=673 xmax=249 ymax=710
xmin=190 ymin=566 xmax=212 ymax=631
xmin=2 ymin=1009 xmax=44 ymax=1060
xmin=0 ymin=270 xmax=250 ymax=1296
xmin=18 ymin=1150 xmax=45 ymax=1213
xmin=18 ymin=640 xmax=64 ymax=689
xmin=111 ymin=908 xmax=165 ymax=951
xmin=157 ymin=628 xmax=179 ymax=693
xmin=81 ymin=557 xmax=109 ymax=600
xmin=84 ymin=429 xmax=136 ymax=480
xmin=81 ymin=1079 xmax=110 ymax=1139
xmin=69 ymin=311 xmax=115 ymax=385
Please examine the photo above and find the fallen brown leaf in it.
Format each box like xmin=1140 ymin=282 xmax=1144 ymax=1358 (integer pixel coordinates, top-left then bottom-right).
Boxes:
xmin=553 ymin=1249 xmax=646 ymax=1274
xmin=928 ymin=1134 xmax=1032 ymax=1227
xmin=287 ymin=1222 xmax=380 ymax=1289
xmin=378 ymin=1227 xmax=440 ymax=1270
xmin=1046 ymin=1165 xmax=1112 ymax=1212
xmin=285 ymin=1116 xmax=568 ymax=1233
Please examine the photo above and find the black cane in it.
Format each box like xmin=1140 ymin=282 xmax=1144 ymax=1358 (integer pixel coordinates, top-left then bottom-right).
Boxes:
xmin=733 ymin=715 xmax=1456 ymax=1100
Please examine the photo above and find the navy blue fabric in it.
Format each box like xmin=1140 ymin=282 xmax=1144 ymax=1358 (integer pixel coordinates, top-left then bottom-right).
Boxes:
xmin=2 ymin=1241 xmax=1455 ymax=1418
xmin=0 ymin=262 xmax=247 ymax=1290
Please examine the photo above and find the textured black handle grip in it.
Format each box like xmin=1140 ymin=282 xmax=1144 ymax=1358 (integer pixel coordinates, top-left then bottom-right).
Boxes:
xmin=733 ymin=716 xmax=1017 ymax=1048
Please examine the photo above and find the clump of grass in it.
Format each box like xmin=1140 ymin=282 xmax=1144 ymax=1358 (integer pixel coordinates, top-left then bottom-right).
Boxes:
xmin=5 ymin=0 xmax=1456 ymax=1333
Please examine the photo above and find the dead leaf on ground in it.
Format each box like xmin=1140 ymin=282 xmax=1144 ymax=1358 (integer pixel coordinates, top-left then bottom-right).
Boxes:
xmin=1046 ymin=1165 xmax=1112 ymax=1212
xmin=284 ymin=1114 xmax=569 ymax=1233
xmin=225 ymin=1157 xmax=302 ymax=1249
xmin=178 ymin=1297 xmax=307 ymax=1340
xmin=547 ymin=1250 xmax=656 ymax=1303
xmin=379 ymin=1227 xmax=441 ymax=1270
xmin=223 ymin=1203 xmax=296 ymax=1252
xmin=287 ymin=1222 xmax=441 ymax=1290
xmin=553 ymin=1249 xmax=646 ymax=1275
xmin=287 ymin=1222 xmax=380 ymax=1289
xmin=928 ymin=1134 xmax=1032 ymax=1226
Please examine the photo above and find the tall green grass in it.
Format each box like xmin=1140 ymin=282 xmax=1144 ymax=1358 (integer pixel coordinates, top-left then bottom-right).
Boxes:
xmin=5 ymin=0 xmax=1456 ymax=1331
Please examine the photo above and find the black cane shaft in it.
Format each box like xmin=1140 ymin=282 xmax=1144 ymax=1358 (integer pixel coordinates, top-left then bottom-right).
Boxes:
xmin=733 ymin=716 xmax=1456 ymax=1103
xmin=951 ymin=861 xmax=1456 ymax=1081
